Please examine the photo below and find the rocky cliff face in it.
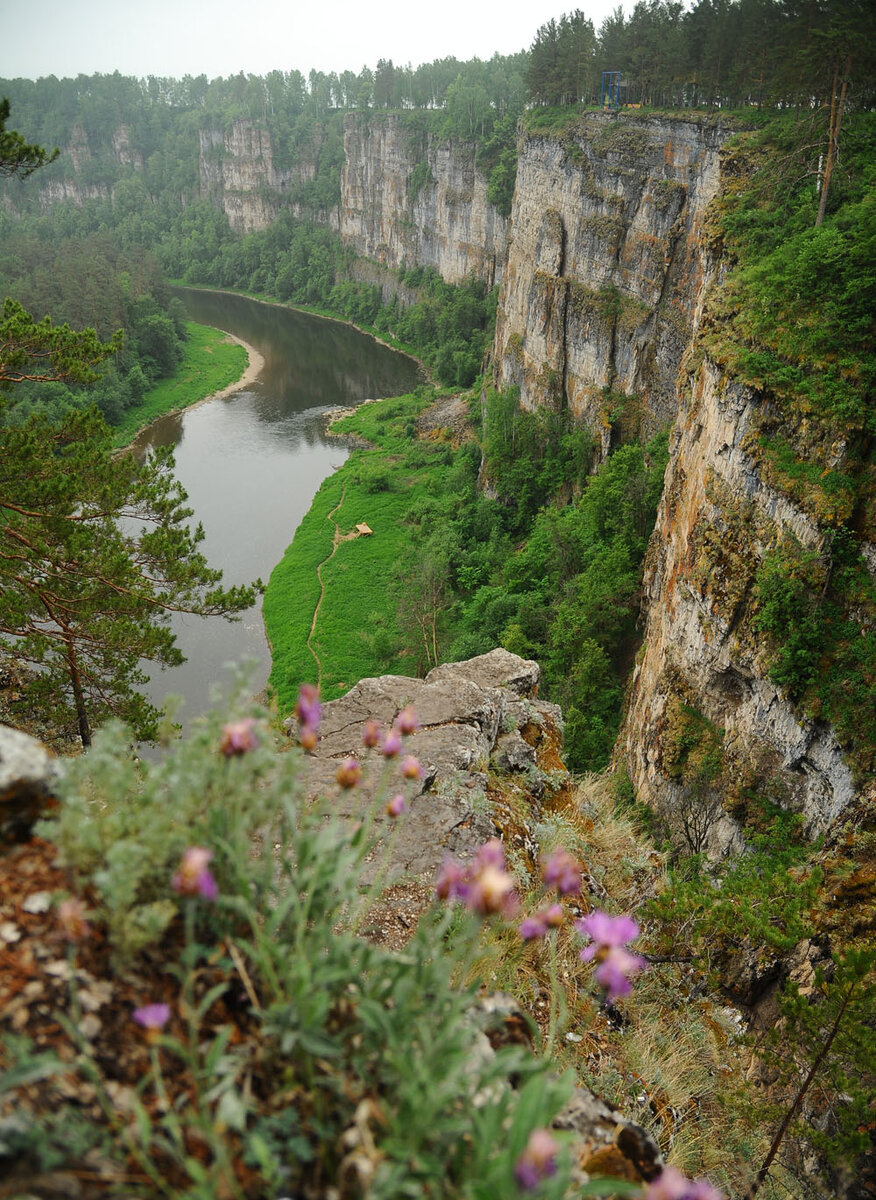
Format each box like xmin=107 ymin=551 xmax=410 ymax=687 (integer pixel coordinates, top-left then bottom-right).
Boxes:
xmin=623 ymin=357 xmax=857 ymax=840
xmin=340 ymin=114 xmax=507 ymax=286
xmin=486 ymin=114 xmax=863 ymax=838
xmin=493 ymin=114 xmax=726 ymax=447
xmin=198 ymin=120 xmax=325 ymax=235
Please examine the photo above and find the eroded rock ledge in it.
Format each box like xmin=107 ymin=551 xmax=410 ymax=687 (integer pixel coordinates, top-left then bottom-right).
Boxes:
xmin=286 ymin=648 xmax=570 ymax=882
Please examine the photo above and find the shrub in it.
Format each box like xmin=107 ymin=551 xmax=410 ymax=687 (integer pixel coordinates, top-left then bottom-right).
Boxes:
xmin=4 ymin=696 xmax=582 ymax=1198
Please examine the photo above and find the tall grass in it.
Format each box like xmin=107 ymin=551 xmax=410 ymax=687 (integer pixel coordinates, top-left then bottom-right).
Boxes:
xmin=264 ymin=389 xmax=455 ymax=712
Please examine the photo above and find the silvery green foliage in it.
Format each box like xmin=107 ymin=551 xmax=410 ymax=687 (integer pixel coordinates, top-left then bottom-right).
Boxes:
xmin=30 ymin=700 xmax=580 ymax=1198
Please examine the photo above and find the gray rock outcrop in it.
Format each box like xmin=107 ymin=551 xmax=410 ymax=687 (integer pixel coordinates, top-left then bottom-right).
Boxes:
xmin=0 ymin=724 xmax=58 ymax=844
xmin=285 ymin=649 xmax=568 ymax=883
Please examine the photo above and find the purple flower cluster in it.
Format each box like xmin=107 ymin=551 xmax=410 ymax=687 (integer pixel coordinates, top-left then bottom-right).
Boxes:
xmin=436 ymin=839 xmax=519 ymax=918
xmin=363 ymin=707 xmax=421 ymax=767
xmin=540 ymin=847 xmax=582 ymax=896
xmin=644 ymin=1167 xmax=724 ymax=1200
xmin=295 ymin=683 xmax=321 ymax=751
xmin=172 ymin=847 xmax=218 ymax=901
xmin=514 ymin=1128 xmax=559 ymax=1190
xmin=576 ymin=910 xmax=647 ymax=1002
xmin=516 ymin=846 xmax=582 ymax=941
xmin=219 ymin=716 xmax=259 ymax=757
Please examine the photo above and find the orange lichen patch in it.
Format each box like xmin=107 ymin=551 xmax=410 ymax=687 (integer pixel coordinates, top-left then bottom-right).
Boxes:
xmin=581 ymin=1142 xmax=646 ymax=1183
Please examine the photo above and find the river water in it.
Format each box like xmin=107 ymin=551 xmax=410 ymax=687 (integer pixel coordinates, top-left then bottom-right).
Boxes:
xmin=131 ymin=289 xmax=423 ymax=725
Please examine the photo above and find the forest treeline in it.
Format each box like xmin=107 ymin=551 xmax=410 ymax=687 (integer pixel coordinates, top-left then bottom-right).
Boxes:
xmin=0 ymin=0 xmax=873 ymax=412
xmin=0 ymin=229 xmax=190 ymax=426
xmin=3 ymin=0 xmax=875 ymax=202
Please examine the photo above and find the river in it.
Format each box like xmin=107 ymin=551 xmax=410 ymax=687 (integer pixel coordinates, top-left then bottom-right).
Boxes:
xmin=131 ymin=289 xmax=423 ymax=726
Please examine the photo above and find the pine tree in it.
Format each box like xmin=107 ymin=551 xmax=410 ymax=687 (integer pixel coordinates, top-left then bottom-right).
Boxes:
xmin=1 ymin=379 xmax=260 ymax=746
xmin=0 ymin=97 xmax=59 ymax=179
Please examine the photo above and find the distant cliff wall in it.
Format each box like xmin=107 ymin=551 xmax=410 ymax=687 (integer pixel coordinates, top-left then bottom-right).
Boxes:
xmin=493 ymin=113 xmax=725 ymax=448
xmin=339 ymin=114 xmax=507 ymax=286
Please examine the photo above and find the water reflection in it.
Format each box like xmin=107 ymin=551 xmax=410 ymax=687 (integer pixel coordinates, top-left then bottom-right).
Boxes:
xmin=133 ymin=290 xmax=423 ymax=729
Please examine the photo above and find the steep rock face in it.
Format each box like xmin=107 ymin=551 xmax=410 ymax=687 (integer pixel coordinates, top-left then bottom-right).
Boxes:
xmin=493 ymin=114 xmax=728 ymax=444
xmin=624 ymin=357 xmax=856 ymax=839
xmin=198 ymin=120 xmax=327 ymax=234
xmin=340 ymin=114 xmax=507 ymax=286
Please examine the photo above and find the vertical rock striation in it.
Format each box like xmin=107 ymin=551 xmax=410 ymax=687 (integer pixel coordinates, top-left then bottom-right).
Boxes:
xmin=624 ymin=356 xmax=856 ymax=840
xmin=340 ymin=114 xmax=507 ymax=286
xmin=198 ymin=120 xmax=326 ymax=234
xmin=493 ymin=113 xmax=726 ymax=446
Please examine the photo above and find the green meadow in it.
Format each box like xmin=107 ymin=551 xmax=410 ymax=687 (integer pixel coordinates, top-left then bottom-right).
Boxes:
xmin=264 ymin=389 xmax=455 ymax=712
xmin=113 ymin=322 xmax=248 ymax=446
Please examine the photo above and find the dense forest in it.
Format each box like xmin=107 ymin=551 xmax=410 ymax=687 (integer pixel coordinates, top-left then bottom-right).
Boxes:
xmin=1 ymin=2 xmax=875 ymax=1197
xmin=1 ymin=0 xmax=874 ymax=758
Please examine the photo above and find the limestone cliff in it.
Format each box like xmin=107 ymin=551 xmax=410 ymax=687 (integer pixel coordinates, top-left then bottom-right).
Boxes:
xmin=198 ymin=119 xmax=326 ymax=235
xmin=340 ymin=114 xmax=507 ymax=286
xmin=493 ymin=113 xmax=727 ymax=447
xmin=623 ymin=356 xmax=857 ymax=840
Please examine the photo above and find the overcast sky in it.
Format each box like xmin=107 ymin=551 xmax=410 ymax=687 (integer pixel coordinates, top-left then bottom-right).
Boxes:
xmin=0 ymin=0 xmax=629 ymax=82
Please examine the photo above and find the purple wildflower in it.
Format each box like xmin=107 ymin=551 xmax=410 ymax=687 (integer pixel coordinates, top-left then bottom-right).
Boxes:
xmin=514 ymin=1128 xmax=559 ymax=1190
xmin=362 ymin=719 xmax=382 ymax=748
xmin=380 ymin=729 xmax=403 ymax=758
xmin=541 ymin=848 xmax=582 ymax=896
xmin=473 ymin=838 xmax=507 ymax=871
xmin=519 ymin=912 xmax=549 ymax=940
xmin=335 ymin=757 xmax=362 ymax=788
xmin=219 ymin=717 xmax=259 ymax=757
xmin=576 ymin=910 xmax=647 ymax=1001
xmin=435 ymin=856 xmax=468 ymax=902
xmin=172 ymin=847 xmax=218 ymax=901
xmin=299 ymin=724 xmax=318 ymax=751
xmin=464 ymin=863 xmax=518 ymax=918
xmin=386 ymin=794 xmax=407 ymax=818
xmin=133 ymin=1002 xmax=171 ymax=1032
xmin=400 ymin=754 xmax=423 ymax=780
xmin=519 ymin=902 xmax=566 ymax=941
xmin=435 ymin=839 xmax=518 ymax=916
xmin=643 ymin=1167 xmax=724 ymax=1200
xmin=295 ymin=683 xmax=321 ymax=731
xmin=394 ymin=705 xmax=420 ymax=735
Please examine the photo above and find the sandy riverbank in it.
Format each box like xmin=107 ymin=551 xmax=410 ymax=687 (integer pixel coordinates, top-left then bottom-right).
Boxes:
xmin=193 ymin=331 xmax=265 ymax=405
xmin=120 ymin=331 xmax=264 ymax=451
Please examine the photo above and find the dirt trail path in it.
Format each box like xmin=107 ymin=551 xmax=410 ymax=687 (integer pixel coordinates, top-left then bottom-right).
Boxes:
xmin=307 ymin=484 xmax=359 ymax=688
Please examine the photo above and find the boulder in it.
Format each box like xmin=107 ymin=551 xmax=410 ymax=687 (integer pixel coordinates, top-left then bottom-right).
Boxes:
xmin=286 ymin=650 xmax=569 ymax=883
xmin=0 ymin=724 xmax=58 ymax=846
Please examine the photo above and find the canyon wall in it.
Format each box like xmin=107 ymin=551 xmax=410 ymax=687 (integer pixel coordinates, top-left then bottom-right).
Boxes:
xmin=623 ymin=357 xmax=857 ymax=839
xmin=198 ymin=120 xmax=329 ymax=234
xmin=493 ymin=113 xmax=725 ymax=447
xmin=4 ymin=107 xmax=864 ymax=835
xmin=339 ymin=114 xmax=507 ymax=286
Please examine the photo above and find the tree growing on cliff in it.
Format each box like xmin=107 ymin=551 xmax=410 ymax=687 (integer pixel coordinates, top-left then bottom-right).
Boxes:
xmin=0 ymin=399 xmax=261 ymax=746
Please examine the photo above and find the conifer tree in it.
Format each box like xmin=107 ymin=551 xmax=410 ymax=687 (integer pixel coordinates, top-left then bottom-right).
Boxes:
xmin=0 ymin=403 xmax=261 ymax=745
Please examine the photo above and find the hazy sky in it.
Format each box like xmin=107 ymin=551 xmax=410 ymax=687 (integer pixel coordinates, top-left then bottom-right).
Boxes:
xmin=0 ymin=0 xmax=629 ymax=82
